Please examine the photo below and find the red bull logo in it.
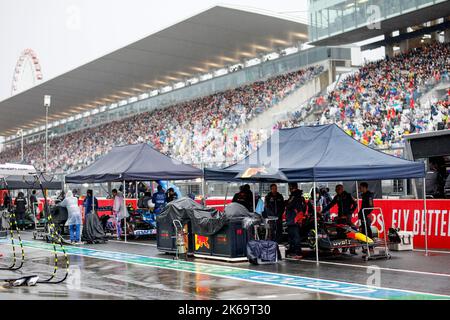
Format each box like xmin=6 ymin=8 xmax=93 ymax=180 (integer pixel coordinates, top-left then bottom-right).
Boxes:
xmin=195 ymin=235 xmax=210 ymax=250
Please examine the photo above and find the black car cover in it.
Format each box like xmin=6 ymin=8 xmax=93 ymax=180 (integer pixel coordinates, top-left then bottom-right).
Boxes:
xmin=157 ymin=198 xmax=224 ymax=236
xmin=223 ymin=202 xmax=259 ymax=221
xmin=157 ymin=198 xmax=261 ymax=236
xmin=82 ymin=213 xmax=107 ymax=243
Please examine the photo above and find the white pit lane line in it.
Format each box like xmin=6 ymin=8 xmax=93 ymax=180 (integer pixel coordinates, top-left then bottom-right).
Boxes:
xmin=108 ymin=240 xmax=450 ymax=278
xmin=288 ymin=258 xmax=450 ymax=278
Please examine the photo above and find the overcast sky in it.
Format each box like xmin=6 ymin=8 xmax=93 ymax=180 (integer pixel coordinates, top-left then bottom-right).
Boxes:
xmin=0 ymin=0 xmax=310 ymax=101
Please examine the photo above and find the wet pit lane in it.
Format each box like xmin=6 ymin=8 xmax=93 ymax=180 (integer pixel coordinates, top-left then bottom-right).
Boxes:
xmin=0 ymin=233 xmax=448 ymax=300
xmin=0 ymin=246 xmax=340 ymax=300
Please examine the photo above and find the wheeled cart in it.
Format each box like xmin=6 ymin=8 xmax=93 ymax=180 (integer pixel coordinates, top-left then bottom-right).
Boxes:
xmin=172 ymin=219 xmax=188 ymax=260
xmin=361 ymin=207 xmax=391 ymax=261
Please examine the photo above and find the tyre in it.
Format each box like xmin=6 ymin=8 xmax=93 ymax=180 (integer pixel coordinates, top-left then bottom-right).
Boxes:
xmin=307 ymin=229 xmax=316 ymax=249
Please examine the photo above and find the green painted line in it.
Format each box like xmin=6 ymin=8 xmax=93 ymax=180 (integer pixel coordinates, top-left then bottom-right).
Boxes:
xmin=2 ymin=239 xmax=449 ymax=300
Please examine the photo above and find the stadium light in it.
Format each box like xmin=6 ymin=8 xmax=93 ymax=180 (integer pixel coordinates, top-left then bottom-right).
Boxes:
xmin=220 ymin=56 xmax=238 ymax=63
xmin=44 ymin=95 xmax=51 ymax=107
xmin=43 ymin=95 xmax=51 ymax=172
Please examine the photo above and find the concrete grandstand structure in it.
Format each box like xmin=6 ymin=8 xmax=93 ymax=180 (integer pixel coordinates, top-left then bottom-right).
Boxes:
xmin=0 ymin=5 xmax=313 ymax=137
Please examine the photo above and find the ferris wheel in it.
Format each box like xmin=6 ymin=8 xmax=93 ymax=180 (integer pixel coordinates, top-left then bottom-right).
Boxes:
xmin=11 ymin=48 xmax=43 ymax=96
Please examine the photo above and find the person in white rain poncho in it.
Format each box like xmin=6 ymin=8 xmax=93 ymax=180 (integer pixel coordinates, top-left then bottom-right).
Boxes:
xmin=58 ymin=190 xmax=82 ymax=244
xmin=112 ymin=189 xmax=130 ymax=240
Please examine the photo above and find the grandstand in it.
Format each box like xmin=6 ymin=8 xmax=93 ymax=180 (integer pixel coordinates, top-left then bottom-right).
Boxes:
xmin=0 ymin=5 xmax=351 ymax=173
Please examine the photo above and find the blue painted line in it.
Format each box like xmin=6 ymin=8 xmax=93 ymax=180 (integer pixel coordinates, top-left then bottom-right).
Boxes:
xmin=2 ymin=239 xmax=449 ymax=300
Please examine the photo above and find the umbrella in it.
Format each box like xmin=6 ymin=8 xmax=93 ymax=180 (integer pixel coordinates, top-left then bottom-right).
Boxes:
xmin=234 ymin=166 xmax=288 ymax=182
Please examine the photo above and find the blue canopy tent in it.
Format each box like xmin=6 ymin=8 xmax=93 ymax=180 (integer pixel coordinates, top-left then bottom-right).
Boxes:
xmin=205 ymin=124 xmax=425 ymax=182
xmin=66 ymin=143 xmax=203 ymax=183
xmin=65 ymin=143 xmax=203 ymax=242
xmin=205 ymin=124 xmax=427 ymax=261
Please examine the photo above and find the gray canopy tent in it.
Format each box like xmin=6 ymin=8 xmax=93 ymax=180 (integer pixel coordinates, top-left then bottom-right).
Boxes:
xmin=0 ymin=174 xmax=62 ymax=190
xmin=65 ymin=143 xmax=203 ymax=242
xmin=205 ymin=124 xmax=427 ymax=262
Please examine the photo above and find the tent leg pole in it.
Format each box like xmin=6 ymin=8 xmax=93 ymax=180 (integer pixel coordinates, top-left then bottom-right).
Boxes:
xmin=423 ymin=178 xmax=428 ymax=256
xmin=355 ymin=181 xmax=360 ymax=213
xmin=313 ymin=181 xmax=319 ymax=265
xmin=224 ymin=183 xmax=229 ymax=210
xmin=252 ymin=183 xmax=256 ymax=213
xmin=201 ymin=163 xmax=206 ymax=205
xmin=136 ymin=181 xmax=138 ymax=201
xmin=124 ymin=179 xmax=127 ymax=243
xmin=355 ymin=181 xmax=360 ymax=231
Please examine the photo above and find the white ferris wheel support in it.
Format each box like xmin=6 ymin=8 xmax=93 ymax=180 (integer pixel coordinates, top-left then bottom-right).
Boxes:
xmin=11 ymin=48 xmax=43 ymax=96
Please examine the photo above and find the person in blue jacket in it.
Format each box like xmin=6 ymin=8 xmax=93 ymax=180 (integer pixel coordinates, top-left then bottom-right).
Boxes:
xmin=83 ymin=189 xmax=99 ymax=216
xmin=152 ymin=185 xmax=167 ymax=213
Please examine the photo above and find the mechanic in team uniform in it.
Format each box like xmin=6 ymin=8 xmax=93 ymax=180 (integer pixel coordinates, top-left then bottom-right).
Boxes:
xmin=359 ymin=182 xmax=374 ymax=240
xmin=2 ymin=191 xmax=11 ymax=210
xmin=232 ymin=184 xmax=254 ymax=212
xmin=138 ymin=191 xmax=153 ymax=208
xmin=152 ymin=185 xmax=167 ymax=213
xmin=285 ymin=183 xmax=306 ymax=259
xmin=29 ymin=190 xmax=38 ymax=218
xmin=319 ymin=186 xmax=332 ymax=222
xmin=323 ymin=184 xmax=357 ymax=224
xmin=323 ymin=184 xmax=358 ymax=254
xmin=264 ymin=184 xmax=285 ymax=243
xmin=14 ymin=192 xmax=27 ymax=231
xmin=166 ymin=188 xmax=178 ymax=203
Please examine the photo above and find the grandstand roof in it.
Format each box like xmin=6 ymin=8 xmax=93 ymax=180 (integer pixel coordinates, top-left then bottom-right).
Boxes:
xmin=0 ymin=6 xmax=308 ymax=137
xmin=310 ymin=1 xmax=450 ymax=46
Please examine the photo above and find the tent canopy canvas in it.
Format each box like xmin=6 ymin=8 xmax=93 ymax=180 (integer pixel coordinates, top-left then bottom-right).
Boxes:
xmin=205 ymin=124 xmax=425 ymax=182
xmin=0 ymin=163 xmax=37 ymax=178
xmin=0 ymin=174 xmax=61 ymax=190
xmin=65 ymin=143 xmax=203 ymax=183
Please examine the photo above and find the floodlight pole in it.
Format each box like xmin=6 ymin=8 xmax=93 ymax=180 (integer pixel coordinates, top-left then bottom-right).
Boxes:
xmin=45 ymin=105 xmax=49 ymax=171
xmin=44 ymin=95 xmax=51 ymax=173
xmin=17 ymin=129 xmax=24 ymax=162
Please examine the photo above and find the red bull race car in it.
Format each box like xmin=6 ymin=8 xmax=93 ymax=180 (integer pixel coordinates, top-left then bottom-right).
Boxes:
xmin=295 ymin=214 xmax=376 ymax=253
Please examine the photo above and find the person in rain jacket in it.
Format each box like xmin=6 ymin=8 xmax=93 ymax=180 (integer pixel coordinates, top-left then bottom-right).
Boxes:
xmin=58 ymin=190 xmax=82 ymax=244
xmin=285 ymin=183 xmax=306 ymax=258
xmin=112 ymin=189 xmax=130 ymax=239
xmin=264 ymin=184 xmax=285 ymax=243
xmin=152 ymin=185 xmax=167 ymax=213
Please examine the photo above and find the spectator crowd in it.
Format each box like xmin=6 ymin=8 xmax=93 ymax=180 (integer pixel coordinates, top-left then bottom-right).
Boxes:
xmin=276 ymin=42 xmax=450 ymax=149
xmin=0 ymin=66 xmax=324 ymax=173
xmin=1 ymin=42 xmax=448 ymax=175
